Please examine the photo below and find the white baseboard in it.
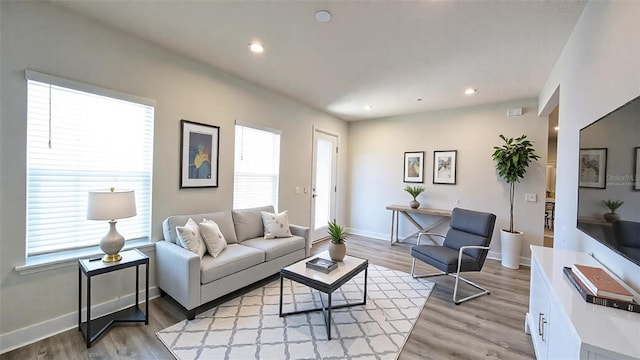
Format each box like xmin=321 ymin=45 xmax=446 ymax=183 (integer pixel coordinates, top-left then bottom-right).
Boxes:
xmin=0 ymin=287 xmax=160 ymax=355
xmin=345 ymin=227 xmax=389 ymax=242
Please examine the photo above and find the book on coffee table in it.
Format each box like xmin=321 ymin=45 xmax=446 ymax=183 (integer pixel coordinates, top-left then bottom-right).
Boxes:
xmin=306 ymin=258 xmax=338 ymax=273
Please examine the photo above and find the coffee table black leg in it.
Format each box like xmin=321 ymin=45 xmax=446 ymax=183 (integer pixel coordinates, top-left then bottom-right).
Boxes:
xmin=279 ymin=274 xmax=284 ymax=317
xmin=327 ymin=292 xmax=332 ymax=340
xmin=364 ymin=266 xmax=368 ymax=305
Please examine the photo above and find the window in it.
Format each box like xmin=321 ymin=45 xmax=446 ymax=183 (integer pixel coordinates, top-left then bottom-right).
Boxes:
xmin=233 ymin=123 xmax=281 ymax=209
xmin=26 ymin=70 xmax=154 ymax=256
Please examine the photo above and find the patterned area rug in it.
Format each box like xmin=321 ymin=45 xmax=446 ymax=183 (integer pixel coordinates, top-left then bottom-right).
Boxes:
xmin=157 ymin=264 xmax=434 ymax=360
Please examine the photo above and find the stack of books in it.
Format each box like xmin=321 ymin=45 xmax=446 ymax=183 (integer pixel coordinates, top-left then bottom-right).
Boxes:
xmin=306 ymin=257 xmax=338 ymax=273
xmin=563 ymin=264 xmax=639 ymax=313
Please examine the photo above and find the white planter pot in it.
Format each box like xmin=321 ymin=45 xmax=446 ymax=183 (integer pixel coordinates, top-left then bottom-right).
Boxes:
xmin=500 ymin=229 xmax=523 ymax=269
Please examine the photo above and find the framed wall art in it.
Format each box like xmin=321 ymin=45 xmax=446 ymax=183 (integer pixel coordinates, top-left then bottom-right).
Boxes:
xmin=180 ymin=119 xmax=220 ymax=188
xmin=433 ymin=150 xmax=457 ymax=184
xmin=579 ymin=148 xmax=607 ymax=189
xmin=403 ymin=151 xmax=424 ymax=183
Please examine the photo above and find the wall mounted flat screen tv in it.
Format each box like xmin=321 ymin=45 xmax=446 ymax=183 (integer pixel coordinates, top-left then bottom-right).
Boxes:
xmin=577 ymin=95 xmax=640 ymax=265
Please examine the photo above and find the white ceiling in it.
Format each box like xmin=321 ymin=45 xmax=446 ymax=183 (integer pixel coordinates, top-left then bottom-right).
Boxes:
xmin=51 ymin=0 xmax=586 ymax=121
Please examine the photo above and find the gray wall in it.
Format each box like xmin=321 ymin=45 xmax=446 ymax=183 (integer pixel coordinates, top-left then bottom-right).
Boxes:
xmin=539 ymin=1 xmax=640 ymax=289
xmin=0 ymin=1 xmax=348 ymax=349
xmin=347 ymin=98 xmax=548 ymax=261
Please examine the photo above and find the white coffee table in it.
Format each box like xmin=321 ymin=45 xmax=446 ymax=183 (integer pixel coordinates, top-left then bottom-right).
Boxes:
xmin=278 ymin=251 xmax=368 ymax=340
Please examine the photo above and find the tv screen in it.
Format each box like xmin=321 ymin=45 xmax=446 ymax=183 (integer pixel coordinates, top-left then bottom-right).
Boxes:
xmin=577 ymin=95 xmax=640 ymax=265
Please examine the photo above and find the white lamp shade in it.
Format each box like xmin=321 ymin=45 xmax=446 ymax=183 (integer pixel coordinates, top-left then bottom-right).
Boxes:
xmin=87 ymin=189 xmax=137 ymax=221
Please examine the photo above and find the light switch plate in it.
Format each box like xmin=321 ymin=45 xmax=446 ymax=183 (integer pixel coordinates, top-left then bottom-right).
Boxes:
xmin=525 ymin=193 xmax=537 ymax=202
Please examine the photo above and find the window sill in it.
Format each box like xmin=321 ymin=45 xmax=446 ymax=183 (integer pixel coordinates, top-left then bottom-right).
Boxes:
xmin=15 ymin=239 xmax=155 ymax=275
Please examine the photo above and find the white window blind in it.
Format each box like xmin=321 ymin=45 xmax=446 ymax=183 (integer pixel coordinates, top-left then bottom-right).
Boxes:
xmin=233 ymin=124 xmax=281 ymax=210
xmin=26 ymin=71 xmax=154 ymax=256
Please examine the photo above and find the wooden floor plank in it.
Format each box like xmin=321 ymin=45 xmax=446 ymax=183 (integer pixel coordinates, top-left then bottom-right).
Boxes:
xmin=0 ymin=235 xmax=534 ymax=359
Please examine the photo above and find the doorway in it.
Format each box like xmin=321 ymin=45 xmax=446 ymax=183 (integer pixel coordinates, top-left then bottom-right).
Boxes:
xmin=310 ymin=128 xmax=339 ymax=242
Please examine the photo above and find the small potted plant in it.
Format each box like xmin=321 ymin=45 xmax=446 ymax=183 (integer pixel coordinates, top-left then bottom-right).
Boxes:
xmin=404 ymin=185 xmax=425 ymax=209
xmin=603 ymin=200 xmax=624 ymax=223
xmin=327 ymin=220 xmax=347 ymax=261
xmin=492 ymin=134 xmax=540 ymax=269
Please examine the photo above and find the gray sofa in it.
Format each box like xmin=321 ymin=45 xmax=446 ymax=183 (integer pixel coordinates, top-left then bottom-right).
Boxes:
xmin=156 ymin=205 xmax=310 ymax=319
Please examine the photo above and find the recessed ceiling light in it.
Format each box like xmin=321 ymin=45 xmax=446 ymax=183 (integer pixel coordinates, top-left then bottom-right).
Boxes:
xmin=315 ymin=10 xmax=332 ymax=23
xmin=248 ymin=42 xmax=264 ymax=54
xmin=464 ymin=88 xmax=477 ymax=95
xmin=364 ymin=105 xmax=373 ymax=111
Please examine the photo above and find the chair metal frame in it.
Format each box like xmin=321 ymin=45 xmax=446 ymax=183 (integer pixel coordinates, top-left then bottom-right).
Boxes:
xmin=410 ymin=232 xmax=491 ymax=304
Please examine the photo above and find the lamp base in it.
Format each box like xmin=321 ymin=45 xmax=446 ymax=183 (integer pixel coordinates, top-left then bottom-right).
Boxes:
xmin=100 ymin=220 xmax=125 ymax=263
xmin=102 ymin=253 xmax=122 ymax=263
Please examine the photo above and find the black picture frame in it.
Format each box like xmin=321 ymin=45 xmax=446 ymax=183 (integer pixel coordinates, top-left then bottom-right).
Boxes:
xmin=579 ymin=148 xmax=607 ymax=189
xmin=180 ymin=119 xmax=220 ymax=188
xmin=403 ymin=151 xmax=424 ymax=183
xmin=634 ymin=147 xmax=640 ymax=191
xmin=433 ymin=150 xmax=457 ymax=185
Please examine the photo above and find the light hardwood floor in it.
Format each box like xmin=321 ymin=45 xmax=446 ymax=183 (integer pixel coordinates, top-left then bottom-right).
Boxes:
xmin=1 ymin=235 xmax=535 ymax=360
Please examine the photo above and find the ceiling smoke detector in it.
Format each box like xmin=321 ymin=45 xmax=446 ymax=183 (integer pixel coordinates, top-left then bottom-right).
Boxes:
xmin=315 ymin=10 xmax=332 ymax=23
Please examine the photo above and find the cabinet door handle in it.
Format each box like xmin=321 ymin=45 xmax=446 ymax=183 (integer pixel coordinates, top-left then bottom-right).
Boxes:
xmin=541 ymin=318 xmax=547 ymax=341
xmin=538 ymin=312 xmax=544 ymax=336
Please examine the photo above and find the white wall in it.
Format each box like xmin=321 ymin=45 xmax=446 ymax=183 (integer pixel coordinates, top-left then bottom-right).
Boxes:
xmin=0 ymin=1 xmax=348 ymax=351
xmin=347 ymin=98 xmax=548 ymax=261
xmin=539 ymin=1 xmax=640 ymax=289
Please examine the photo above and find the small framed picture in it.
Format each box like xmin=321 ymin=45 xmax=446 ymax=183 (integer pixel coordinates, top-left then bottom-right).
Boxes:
xmin=579 ymin=148 xmax=607 ymax=189
xmin=634 ymin=147 xmax=640 ymax=191
xmin=433 ymin=150 xmax=457 ymax=184
xmin=180 ymin=120 xmax=220 ymax=188
xmin=403 ymin=151 xmax=424 ymax=183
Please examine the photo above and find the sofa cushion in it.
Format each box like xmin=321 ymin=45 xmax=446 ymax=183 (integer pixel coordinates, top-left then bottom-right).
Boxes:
xmin=241 ymin=235 xmax=306 ymax=261
xmin=200 ymin=244 xmax=265 ymax=284
xmin=199 ymin=219 xmax=227 ymax=258
xmin=176 ymin=218 xmax=207 ymax=258
xmin=262 ymin=210 xmax=292 ymax=239
xmin=163 ymin=210 xmax=238 ymax=244
xmin=232 ymin=205 xmax=275 ymax=242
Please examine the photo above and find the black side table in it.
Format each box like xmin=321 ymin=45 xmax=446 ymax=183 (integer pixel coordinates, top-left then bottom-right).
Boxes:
xmin=78 ymin=248 xmax=149 ymax=348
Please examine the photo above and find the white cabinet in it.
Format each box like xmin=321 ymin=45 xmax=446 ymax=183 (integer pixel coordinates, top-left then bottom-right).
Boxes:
xmin=526 ymin=246 xmax=640 ymax=360
xmin=528 ymin=260 xmax=580 ymax=359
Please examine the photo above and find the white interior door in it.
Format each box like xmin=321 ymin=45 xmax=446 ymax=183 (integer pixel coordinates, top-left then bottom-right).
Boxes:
xmin=311 ymin=129 xmax=338 ymax=242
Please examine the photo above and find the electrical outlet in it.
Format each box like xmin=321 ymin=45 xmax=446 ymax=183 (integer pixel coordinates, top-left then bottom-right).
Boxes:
xmin=525 ymin=193 xmax=537 ymax=202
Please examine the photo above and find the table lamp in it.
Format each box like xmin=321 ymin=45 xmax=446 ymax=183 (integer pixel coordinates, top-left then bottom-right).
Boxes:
xmin=87 ymin=187 xmax=137 ymax=262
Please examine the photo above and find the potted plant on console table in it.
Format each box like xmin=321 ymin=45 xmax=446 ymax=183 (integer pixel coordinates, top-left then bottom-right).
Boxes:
xmin=327 ymin=220 xmax=347 ymax=261
xmin=404 ymin=185 xmax=425 ymax=209
xmin=492 ymin=134 xmax=540 ymax=269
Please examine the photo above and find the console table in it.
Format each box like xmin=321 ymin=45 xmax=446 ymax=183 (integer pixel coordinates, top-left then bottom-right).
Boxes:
xmin=527 ymin=245 xmax=640 ymax=359
xmin=386 ymin=205 xmax=451 ymax=245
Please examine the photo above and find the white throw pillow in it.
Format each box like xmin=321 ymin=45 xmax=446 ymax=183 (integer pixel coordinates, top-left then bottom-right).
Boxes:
xmin=200 ymin=219 xmax=227 ymax=258
xmin=261 ymin=210 xmax=292 ymax=239
xmin=175 ymin=218 xmax=206 ymax=258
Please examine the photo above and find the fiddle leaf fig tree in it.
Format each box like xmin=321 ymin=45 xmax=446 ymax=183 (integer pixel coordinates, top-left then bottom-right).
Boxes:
xmin=492 ymin=134 xmax=540 ymax=233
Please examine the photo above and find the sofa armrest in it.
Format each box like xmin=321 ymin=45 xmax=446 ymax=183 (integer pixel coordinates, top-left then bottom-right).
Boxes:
xmin=155 ymin=240 xmax=201 ymax=311
xmin=290 ymin=224 xmax=311 ymax=257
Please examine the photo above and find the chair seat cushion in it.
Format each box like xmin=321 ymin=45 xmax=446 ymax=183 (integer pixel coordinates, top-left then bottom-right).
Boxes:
xmin=200 ymin=244 xmax=265 ymax=284
xmin=241 ymin=235 xmax=306 ymax=261
xmin=412 ymin=245 xmax=481 ymax=273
